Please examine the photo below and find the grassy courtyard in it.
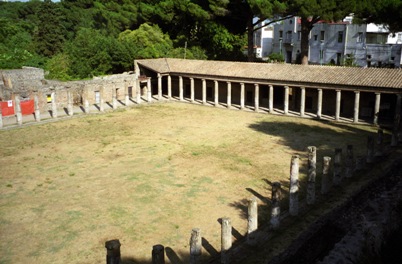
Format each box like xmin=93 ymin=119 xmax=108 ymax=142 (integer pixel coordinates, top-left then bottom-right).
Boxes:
xmin=0 ymin=103 xmax=378 ymax=263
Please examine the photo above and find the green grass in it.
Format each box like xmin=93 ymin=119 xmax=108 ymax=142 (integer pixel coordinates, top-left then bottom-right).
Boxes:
xmin=0 ymin=102 xmax=383 ymax=264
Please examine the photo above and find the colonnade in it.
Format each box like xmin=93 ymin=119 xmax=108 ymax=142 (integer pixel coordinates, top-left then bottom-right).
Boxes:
xmin=149 ymin=74 xmax=402 ymax=125
xmin=3 ymin=74 xmax=400 ymax=129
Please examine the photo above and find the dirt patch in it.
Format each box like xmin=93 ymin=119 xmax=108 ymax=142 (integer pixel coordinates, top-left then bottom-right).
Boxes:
xmin=0 ymin=103 xmax=378 ymax=263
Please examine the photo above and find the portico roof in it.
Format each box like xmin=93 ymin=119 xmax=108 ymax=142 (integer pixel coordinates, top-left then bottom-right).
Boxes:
xmin=136 ymin=58 xmax=402 ymax=92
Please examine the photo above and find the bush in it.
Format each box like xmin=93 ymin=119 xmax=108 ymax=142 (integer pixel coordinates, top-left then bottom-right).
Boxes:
xmin=267 ymin=52 xmax=284 ymax=63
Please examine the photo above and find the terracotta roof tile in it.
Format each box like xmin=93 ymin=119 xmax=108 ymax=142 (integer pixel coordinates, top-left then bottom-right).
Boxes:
xmin=136 ymin=58 xmax=402 ymax=89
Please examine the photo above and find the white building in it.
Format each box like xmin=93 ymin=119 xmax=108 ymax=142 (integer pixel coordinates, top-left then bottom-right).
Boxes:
xmin=267 ymin=17 xmax=402 ymax=67
xmin=253 ymin=20 xmax=274 ymax=59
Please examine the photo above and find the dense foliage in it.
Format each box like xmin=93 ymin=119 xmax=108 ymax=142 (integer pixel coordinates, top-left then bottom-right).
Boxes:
xmin=0 ymin=0 xmax=399 ymax=78
xmin=0 ymin=0 xmax=243 ymax=80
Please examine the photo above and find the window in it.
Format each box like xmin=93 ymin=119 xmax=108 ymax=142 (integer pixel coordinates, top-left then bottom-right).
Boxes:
xmin=297 ymin=31 xmax=301 ymax=40
xmin=320 ymin=31 xmax=325 ymax=41
xmin=286 ymin=31 xmax=292 ymax=41
xmin=366 ymin=33 xmax=387 ymax=44
xmin=357 ymin=32 xmax=363 ymax=43
xmin=279 ymin=30 xmax=283 ymax=38
xmin=337 ymin=31 xmax=344 ymax=43
xmin=289 ymin=19 xmax=293 ymax=24
xmin=314 ymin=35 xmax=318 ymax=41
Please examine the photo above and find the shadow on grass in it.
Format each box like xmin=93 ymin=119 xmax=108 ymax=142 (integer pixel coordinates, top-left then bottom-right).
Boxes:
xmin=112 ymin=246 xmax=185 ymax=264
xmin=248 ymin=120 xmax=377 ymax=152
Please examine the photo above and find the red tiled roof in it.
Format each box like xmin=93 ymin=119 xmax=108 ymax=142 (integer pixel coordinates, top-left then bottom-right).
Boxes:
xmin=136 ymin=58 xmax=402 ymax=90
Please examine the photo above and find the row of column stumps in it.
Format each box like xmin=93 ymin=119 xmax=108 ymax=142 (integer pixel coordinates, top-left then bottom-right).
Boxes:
xmin=103 ymin=130 xmax=390 ymax=263
xmin=103 ymin=201 xmax=258 ymax=264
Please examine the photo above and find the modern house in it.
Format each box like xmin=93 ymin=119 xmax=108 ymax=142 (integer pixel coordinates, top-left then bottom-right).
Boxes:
xmin=262 ymin=16 xmax=402 ymax=67
xmin=254 ymin=21 xmax=274 ymax=59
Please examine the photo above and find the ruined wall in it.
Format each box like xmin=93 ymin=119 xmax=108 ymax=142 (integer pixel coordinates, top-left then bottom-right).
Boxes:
xmin=0 ymin=68 xmax=135 ymax=113
xmin=0 ymin=67 xmax=45 ymax=100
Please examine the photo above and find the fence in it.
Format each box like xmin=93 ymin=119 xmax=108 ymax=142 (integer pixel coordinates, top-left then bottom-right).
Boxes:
xmin=103 ymin=128 xmax=398 ymax=264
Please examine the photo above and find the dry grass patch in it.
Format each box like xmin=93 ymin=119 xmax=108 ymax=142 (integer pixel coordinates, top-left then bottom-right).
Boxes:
xmin=0 ymin=103 xmax=377 ymax=263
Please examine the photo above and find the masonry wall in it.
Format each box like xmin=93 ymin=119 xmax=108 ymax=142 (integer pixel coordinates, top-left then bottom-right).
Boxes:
xmin=0 ymin=68 xmax=135 ymax=114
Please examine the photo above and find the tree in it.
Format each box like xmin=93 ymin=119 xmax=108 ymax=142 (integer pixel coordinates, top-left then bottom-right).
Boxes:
xmin=287 ymin=0 xmax=356 ymax=65
xmin=118 ymin=23 xmax=174 ymax=59
xmin=65 ymin=28 xmax=130 ymax=78
xmin=35 ymin=0 xmax=66 ymax=57
xmin=354 ymin=0 xmax=402 ymax=33
xmin=0 ymin=17 xmax=45 ymax=69
xmin=215 ymin=0 xmax=289 ymax=61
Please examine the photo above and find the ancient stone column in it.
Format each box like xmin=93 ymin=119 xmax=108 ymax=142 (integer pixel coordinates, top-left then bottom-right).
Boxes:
xmin=227 ymin=82 xmax=231 ymax=108
xmin=247 ymin=196 xmax=258 ymax=246
xmin=333 ymin=148 xmax=342 ymax=186
xmin=284 ymin=86 xmax=289 ymax=115
xmin=99 ymin=86 xmax=105 ymax=112
xmin=152 ymin=244 xmax=165 ymax=264
xmin=335 ymin=90 xmax=341 ymax=121
xmin=136 ymin=79 xmax=141 ymax=104
xmin=254 ymin=84 xmax=259 ymax=112
xmin=15 ymin=95 xmax=22 ymax=126
xmin=179 ymin=76 xmax=184 ymax=101
xmin=67 ymin=89 xmax=74 ymax=116
xmin=157 ymin=74 xmax=162 ymax=100
xmin=270 ymin=182 xmax=281 ymax=229
xmin=34 ymin=93 xmax=41 ymax=122
xmin=375 ymin=129 xmax=384 ymax=157
xmin=345 ymin=145 xmax=354 ymax=178
xmin=221 ymin=218 xmax=232 ymax=264
xmin=214 ymin=80 xmax=219 ymax=107
xmin=112 ymin=87 xmax=118 ymax=110
xmin=147 ymin=78 xmax=152 ymax=102
xmin=51 ymin=91 xmax=57 ymax=118
xmin=353 ymin=91 xmax=360 ymax=123
xmin=374 ymin=92 xmax=381 ymax=125
xmin=167 ymin=75 xmax=172 ymax=99
xmin=321 ymin=156 xmax=331 ymax=194
xmin=240 ymin=83 xmax=245 ymax=109
xmin=125 ymin=81 xmax=130 ymax=106
xmin=289 ymin=155 xmax=299 ymax=216
xmin=190 ymin=78 xmax=195 ymax=103
xmin=202 ymin=79 xmax=207 ymax=105
xmin=105 ymin=239 xmax=121 ymax=264
xmin=306 ymin=146 xmax=317 ymax=205
xmin=317 ymin=89 xmax=323 ymax=119
xmin=190 ymin=228 xmax=202 ymax=264
xmin=366 ymin=135 xmax=374 ymax=164
xmin=300 ymin=87 xmax=306 ymax=117
xmin=269 ymin=85 xmax=274 ymax=113
xmin=84 ymin=88 xmax=90 ymax=114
